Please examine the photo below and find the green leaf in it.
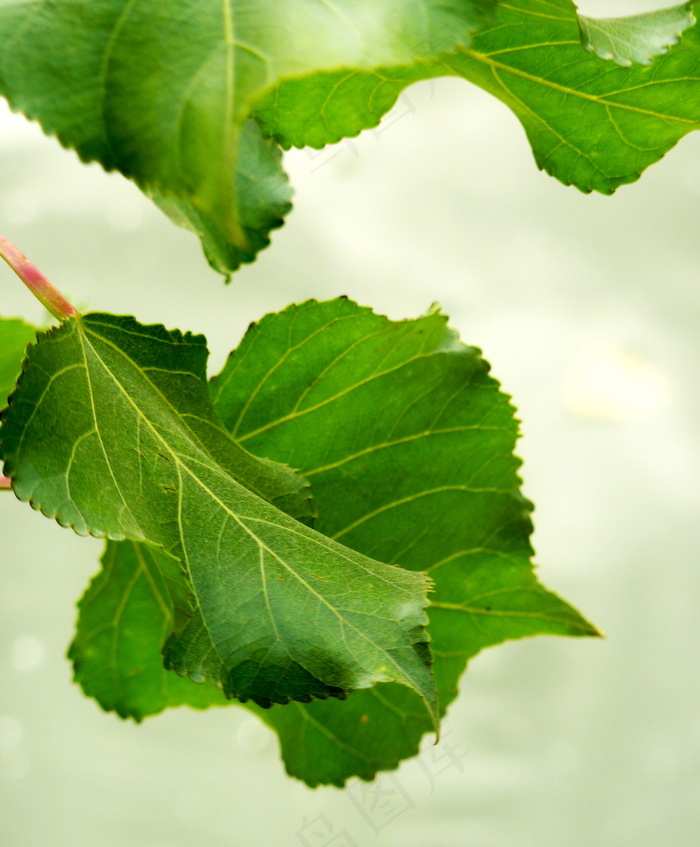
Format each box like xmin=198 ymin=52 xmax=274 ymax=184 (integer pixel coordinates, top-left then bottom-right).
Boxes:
xmin=0 ymin=0 xmax=494 ymax=276
xmin=253 ymin=64 xmax=442 ymax=149
xmin=259 ymin=0 xmax=700 ymax=195
xmin=211 ymin=298 xmax=597 ymax=785
xmin=69 ymin=540 xmax=227 ymax=720
xmin=69 ymin=299 xmax=596 ymax=784
xmin=441 ymin=0 xmax=700 ymax=193
xmin=0 ymin=317 xmax=36 ymax=410
xmin=2 ymin=0 xmax=695 ymax=269
xmin=148 ymin=120 xmax=292 ymax=280
xmin=578 ymin=3 xmax=696 ymax=67
xmin=0 ymin=313 xmax=436 ymax=718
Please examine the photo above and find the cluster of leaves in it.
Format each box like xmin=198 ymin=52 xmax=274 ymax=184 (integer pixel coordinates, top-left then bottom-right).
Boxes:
xmin=0 ymin=300 xmax=595 ymax=785
xmin=1 ymin=0 xmax=698 ymax=786
xmin=0 ymin=0 xmax=697 ymax=276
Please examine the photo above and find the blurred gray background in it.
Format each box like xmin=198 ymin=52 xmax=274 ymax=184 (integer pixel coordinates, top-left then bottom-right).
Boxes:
xmin=1 ymin=5 xmax=699 ymax=843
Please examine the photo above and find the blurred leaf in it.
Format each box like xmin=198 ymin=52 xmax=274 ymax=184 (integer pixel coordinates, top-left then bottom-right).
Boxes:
xmin=1 ymin=0 xmax=696 ymax=273
xmin=0 ymin=0 xmax=493 ymax=275
xmin=149 ymin=120 xmax=292 ymax=280
xmin=0 ymin=316 xmax=36 ymax=409
xmin=578 ymin=3 xmax=695 ymax=67
xmin=1 ymin=313 xmax=436 ymax=715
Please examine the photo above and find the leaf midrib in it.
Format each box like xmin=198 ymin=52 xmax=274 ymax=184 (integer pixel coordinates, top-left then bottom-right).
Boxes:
xmin=460 ymin=46 xmax=700 ymax=126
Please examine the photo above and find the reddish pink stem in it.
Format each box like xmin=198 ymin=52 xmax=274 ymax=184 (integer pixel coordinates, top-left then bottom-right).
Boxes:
xmin=0 ymin=475 xmax=12 ymax=491
xmin=0 ymin=235 xmax=78 ymax=320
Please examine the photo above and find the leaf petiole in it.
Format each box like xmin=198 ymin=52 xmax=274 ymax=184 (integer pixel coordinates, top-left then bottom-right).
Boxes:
xmin=0 ymin=236 xmax=78 ymax=321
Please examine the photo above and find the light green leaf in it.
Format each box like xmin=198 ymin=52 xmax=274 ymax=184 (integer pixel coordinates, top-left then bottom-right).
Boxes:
xmin=259 ymin=0 xmax=700 ymax=195
xmin=70 ymin=299 xmax=596 ymax=784
xmin=0 ymin=316 xmax=36 ymax=409
xmin=578 ymin=3 xmax=695 ymax=67
xmin=0 ymin=313 xmax=436 ymax=718
xmin=442 ymin=0 xmax=700 ymax=193
xmin=253 ymin=64 xmax=441 ymax=150
xmin=1 ymin=0 xmax=695 ymax=270
xmin=0 ymin=0 xmax=494 ymax=275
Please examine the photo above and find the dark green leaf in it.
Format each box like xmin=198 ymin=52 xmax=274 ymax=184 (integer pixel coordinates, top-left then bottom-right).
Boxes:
xmin=70 ymin=299 xmax=596 ymax=784
xmin=578 ymin=3 xmax=695 ymax=67
xmin=212 ymin=298 xmax=597 ymax=785
xmin=0 ymin=313 xmax=436 ymax=717
xmin=0 ymin=316 xmax=36 ymax=409
xmin=69 ymin=540 xmax=227 ymax=720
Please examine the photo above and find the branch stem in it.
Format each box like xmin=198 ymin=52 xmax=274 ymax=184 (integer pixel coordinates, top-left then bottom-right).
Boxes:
xmin=0 ymin=475 xmax=12 ymax=491
xmin=0 ymin=235 xmax=78 ymax=320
